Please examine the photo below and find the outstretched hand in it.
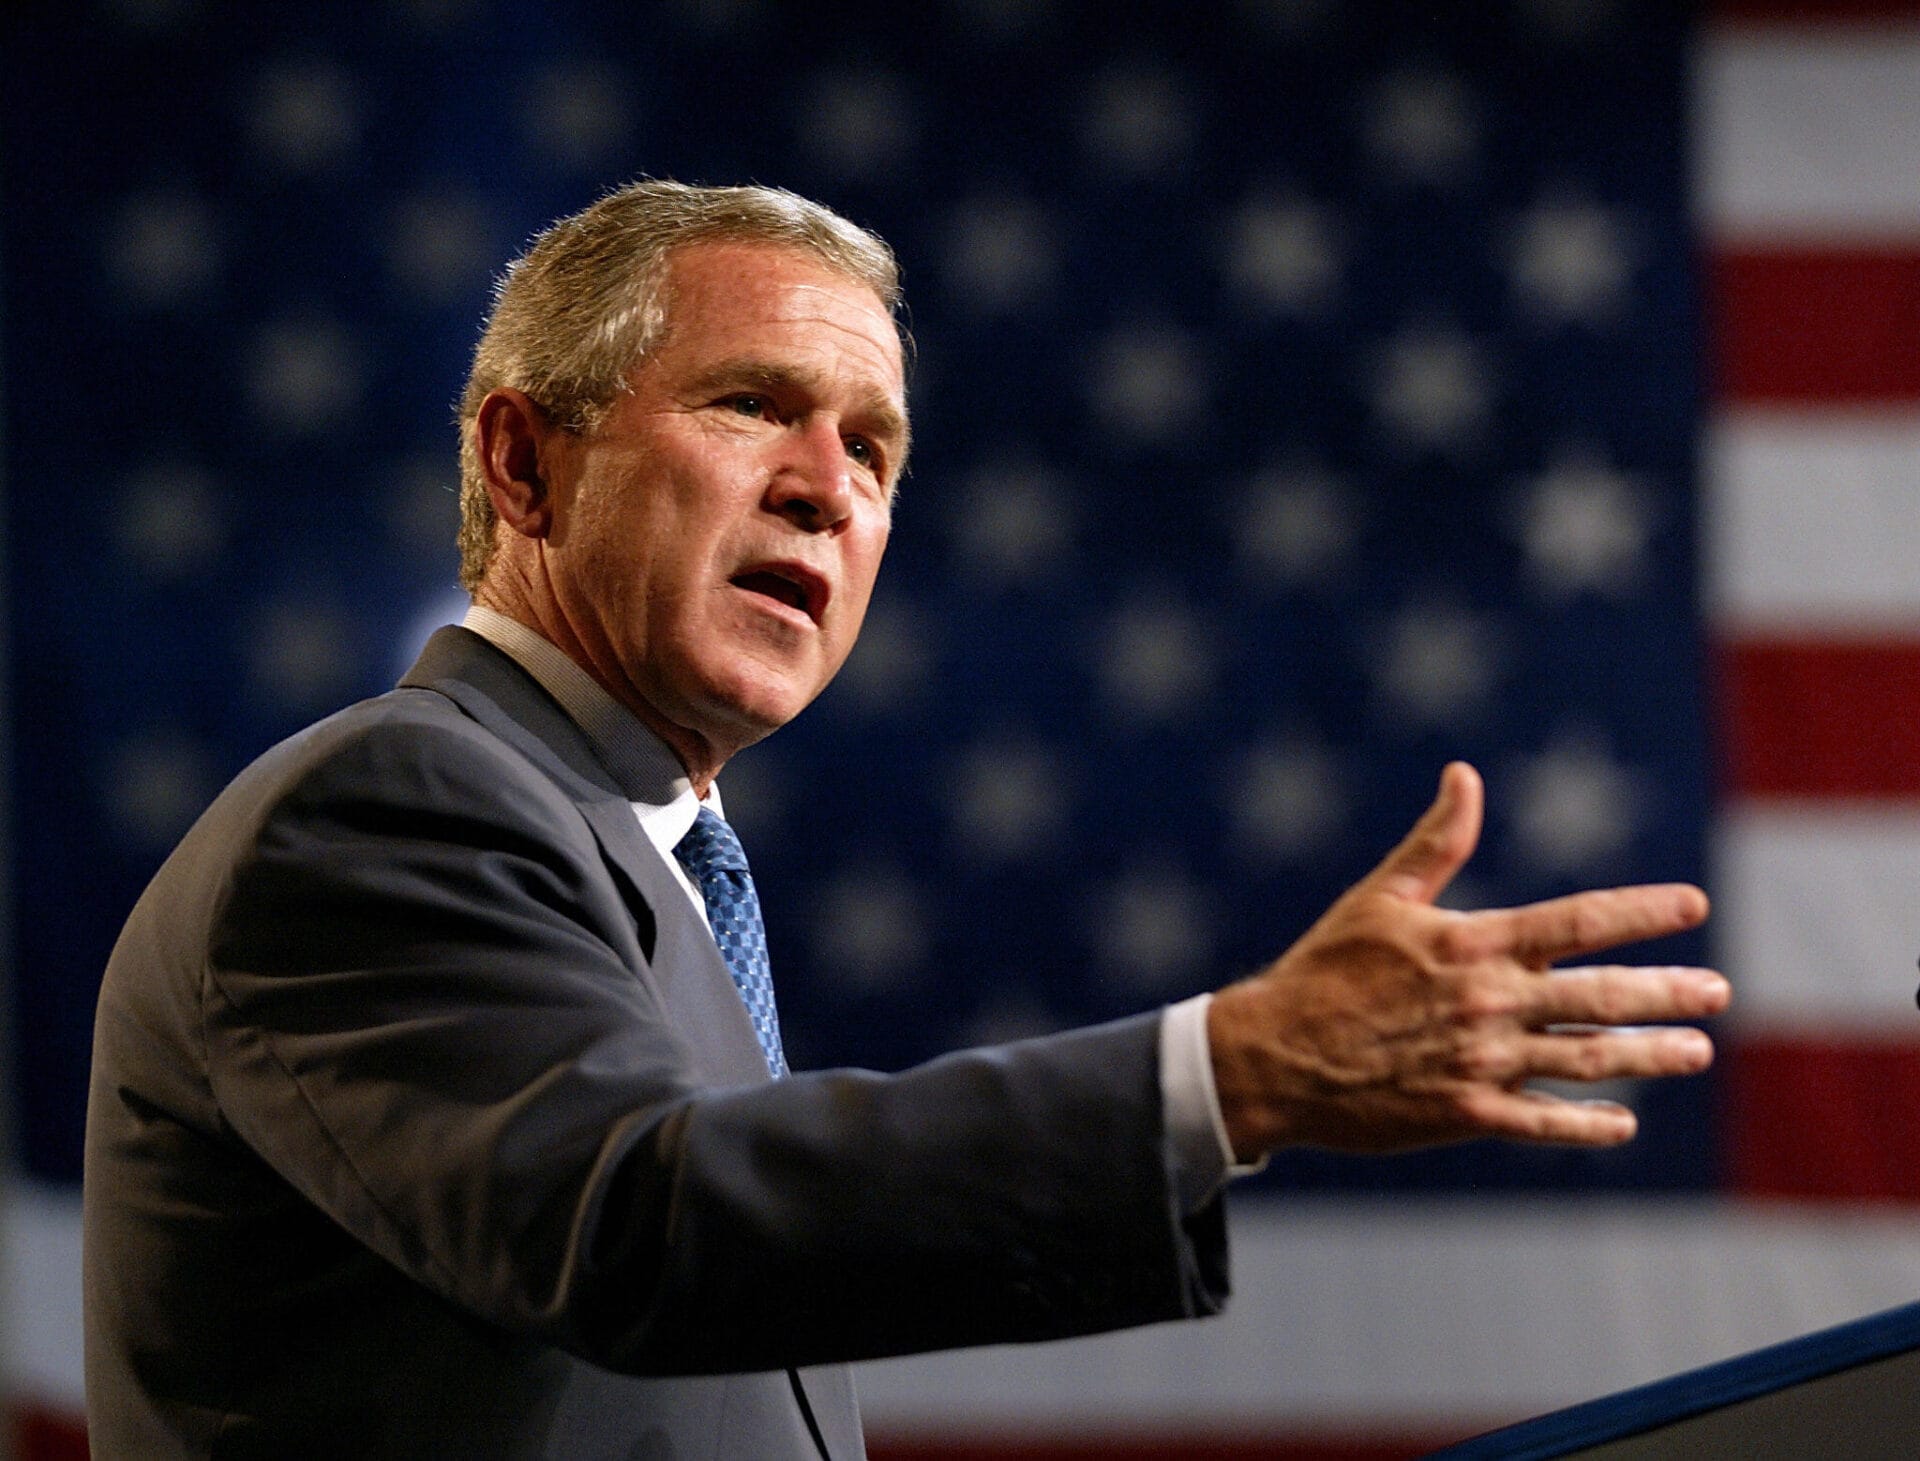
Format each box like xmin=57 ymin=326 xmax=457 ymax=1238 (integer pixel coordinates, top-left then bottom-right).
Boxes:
xmin=1206 ymin=762 xmax=1729 ymax=1162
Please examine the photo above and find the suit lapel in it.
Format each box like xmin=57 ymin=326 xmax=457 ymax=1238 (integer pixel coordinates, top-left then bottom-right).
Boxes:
xmin=399 ymin=627 xmax=774 ymax=1085
xmin=575 ymin=796 xmax=774 ymax=1084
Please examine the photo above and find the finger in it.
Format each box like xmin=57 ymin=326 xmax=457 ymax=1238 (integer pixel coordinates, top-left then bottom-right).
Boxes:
xmin=1515 ymin=1025 xmax=1716 ymax=1083
xmin=1519 ymin=965 xmax=1731 ymax=1026
xmin=1366 ymin=761 xmax=1484 ymax=905
xmin=1474 ymin=883 xmax=1710 ymax=965
xmin=1460 ymin=1086 xmax=1639 ymax=1147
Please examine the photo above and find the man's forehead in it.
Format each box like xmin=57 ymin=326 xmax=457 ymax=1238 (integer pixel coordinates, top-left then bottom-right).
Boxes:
xmin=657 ymin=242 xmax=906 ymax=379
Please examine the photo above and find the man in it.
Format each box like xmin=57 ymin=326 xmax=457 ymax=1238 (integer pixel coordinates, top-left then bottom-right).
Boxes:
xmin=83 ymin=181 xmax=1728 ymax=1459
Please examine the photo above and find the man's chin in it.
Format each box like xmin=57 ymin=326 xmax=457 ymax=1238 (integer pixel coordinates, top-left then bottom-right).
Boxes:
xmin=631 ymin=643 xmax=846 ymax=772
xmin=689 ymin=669 xmax=832 ymax=751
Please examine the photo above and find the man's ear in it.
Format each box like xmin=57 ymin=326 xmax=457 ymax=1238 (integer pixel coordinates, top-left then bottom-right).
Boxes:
xmin=475 ymin=388 xmax=559 ymax=539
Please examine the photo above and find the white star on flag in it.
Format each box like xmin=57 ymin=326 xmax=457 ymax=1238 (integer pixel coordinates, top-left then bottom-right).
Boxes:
xmin=1510 ymin=197 xmax=1635 ymax=324
xmin=1517 ymin=450 xmax=1654 ymax=599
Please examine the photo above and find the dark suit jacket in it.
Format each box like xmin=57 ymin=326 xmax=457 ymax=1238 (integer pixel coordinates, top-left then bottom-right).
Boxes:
xmin=83 ymin=627 xmax=1229 ymax=1459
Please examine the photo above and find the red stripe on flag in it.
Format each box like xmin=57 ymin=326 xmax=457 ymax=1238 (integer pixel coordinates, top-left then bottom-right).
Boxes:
xmin=1725 ymin=1037 xmax=1920 ymax=1199
xmin=1711 ymin=249 xmax=1920 ymax=404
xmin=10 ymin=1404 xmax=88 ymax=1461
xmin=1716 ymin=639 xmax=1920 ymax=797
xmin=7 ymin=1417 xmax=1481 ymax=1461
xmin=870 ymin=1436 xmax=1460 ymax=1461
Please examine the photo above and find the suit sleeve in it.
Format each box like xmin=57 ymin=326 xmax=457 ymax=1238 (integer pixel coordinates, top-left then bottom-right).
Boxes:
xmin=200 ymin=707 xmax=1229 ymax=1375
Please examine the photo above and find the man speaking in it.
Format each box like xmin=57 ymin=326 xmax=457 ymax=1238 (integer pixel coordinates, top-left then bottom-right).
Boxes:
xmin=82 ymin=180 xmax=1729 ymax=1459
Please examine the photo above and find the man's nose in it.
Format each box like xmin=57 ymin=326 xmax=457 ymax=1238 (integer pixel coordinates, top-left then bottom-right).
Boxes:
xmin=765 ymin=417 xmax=855 ymax=531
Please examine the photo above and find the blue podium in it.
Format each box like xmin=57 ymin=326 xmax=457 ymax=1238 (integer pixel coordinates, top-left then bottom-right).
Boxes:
xmin=1431 ymin=1299 xmax=1920 ymax=1457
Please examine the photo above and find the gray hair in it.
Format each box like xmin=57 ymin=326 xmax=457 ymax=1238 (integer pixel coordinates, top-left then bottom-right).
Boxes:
xmin=456 ymin=179 xmax=903 ymax=590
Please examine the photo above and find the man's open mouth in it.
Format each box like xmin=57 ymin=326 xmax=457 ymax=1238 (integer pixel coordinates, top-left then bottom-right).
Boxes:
xmin=730 ymin=564 xmax=827 ymax=622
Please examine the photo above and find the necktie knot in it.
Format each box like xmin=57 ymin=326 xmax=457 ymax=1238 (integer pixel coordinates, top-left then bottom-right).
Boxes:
xmin=673 ymin=807 xmax=785 ymax=1076
xmin=676 ymin=805 xmax=750 ymax=877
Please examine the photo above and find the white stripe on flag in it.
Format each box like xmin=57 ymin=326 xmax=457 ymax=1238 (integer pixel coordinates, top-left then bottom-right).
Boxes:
xmin=1696 ymin=28 xmax=1920 ymax=242
xmin=1706 ymin=412 xmax=1920 ymax=633
xmin=1716 ymin=804 xmax=1920 ymax=1035
xmin=5 ymin=1181 xmax=86 ymax=1411
xmin=857 ymin=1199 xmax=1920 ymax=1430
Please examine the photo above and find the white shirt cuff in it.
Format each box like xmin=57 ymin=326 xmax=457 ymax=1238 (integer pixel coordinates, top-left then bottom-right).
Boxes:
xmin=1160 ymin=992 xmax=1265 ymax=1211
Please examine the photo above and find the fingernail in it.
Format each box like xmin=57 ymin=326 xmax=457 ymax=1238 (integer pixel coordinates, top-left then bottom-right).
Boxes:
xmin=1672 ymin=1029 xmax=1713 ymax=1066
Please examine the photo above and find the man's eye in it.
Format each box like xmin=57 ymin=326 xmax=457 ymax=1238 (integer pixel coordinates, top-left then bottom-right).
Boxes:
xmin=726 ymin=394 xmax=769 ymax=418
xmin=844 ymin=437 xmax=874 ymax=468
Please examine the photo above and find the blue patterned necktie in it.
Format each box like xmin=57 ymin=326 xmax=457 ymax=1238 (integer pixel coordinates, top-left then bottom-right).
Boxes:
xmin=673 ymin=807 xmax=786 ymax=1076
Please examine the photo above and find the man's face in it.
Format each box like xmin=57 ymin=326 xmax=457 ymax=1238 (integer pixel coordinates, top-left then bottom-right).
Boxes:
xmin=538 ymin=241 xmax=907 ymax=770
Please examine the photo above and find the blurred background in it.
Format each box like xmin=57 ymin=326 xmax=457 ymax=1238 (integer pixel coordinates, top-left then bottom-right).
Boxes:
xmin=3 ymin=0 xmax=1918 ymax=1456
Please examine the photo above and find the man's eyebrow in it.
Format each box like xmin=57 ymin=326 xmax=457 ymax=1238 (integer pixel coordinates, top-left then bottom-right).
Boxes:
xmin=686 ymin=357 xmax=912 ymax=464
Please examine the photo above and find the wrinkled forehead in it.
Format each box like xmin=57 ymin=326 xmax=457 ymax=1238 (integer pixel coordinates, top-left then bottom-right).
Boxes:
xmin=654 ymin=240 xmax=910 ymax=390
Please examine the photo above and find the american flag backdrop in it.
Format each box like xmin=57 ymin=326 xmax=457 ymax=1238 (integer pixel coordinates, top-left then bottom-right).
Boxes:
xmin=3 ymin=2 xmax=1918 ymax=1457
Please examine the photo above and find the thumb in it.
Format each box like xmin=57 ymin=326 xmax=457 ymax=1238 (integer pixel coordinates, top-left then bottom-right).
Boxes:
xmin=1367 ymin=761 xmax=1483 ymax=905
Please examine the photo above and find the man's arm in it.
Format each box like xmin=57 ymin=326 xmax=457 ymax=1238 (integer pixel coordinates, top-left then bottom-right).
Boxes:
xmin=197 ymin=704 xmax=1220 ymax=1376
xmin=1206 ymin=762 xmax=1726 ymax=1162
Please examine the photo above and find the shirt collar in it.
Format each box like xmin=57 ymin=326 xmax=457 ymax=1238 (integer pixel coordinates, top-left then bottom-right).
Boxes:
xmin=460 ymin=604 xmax=722 ymax=854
